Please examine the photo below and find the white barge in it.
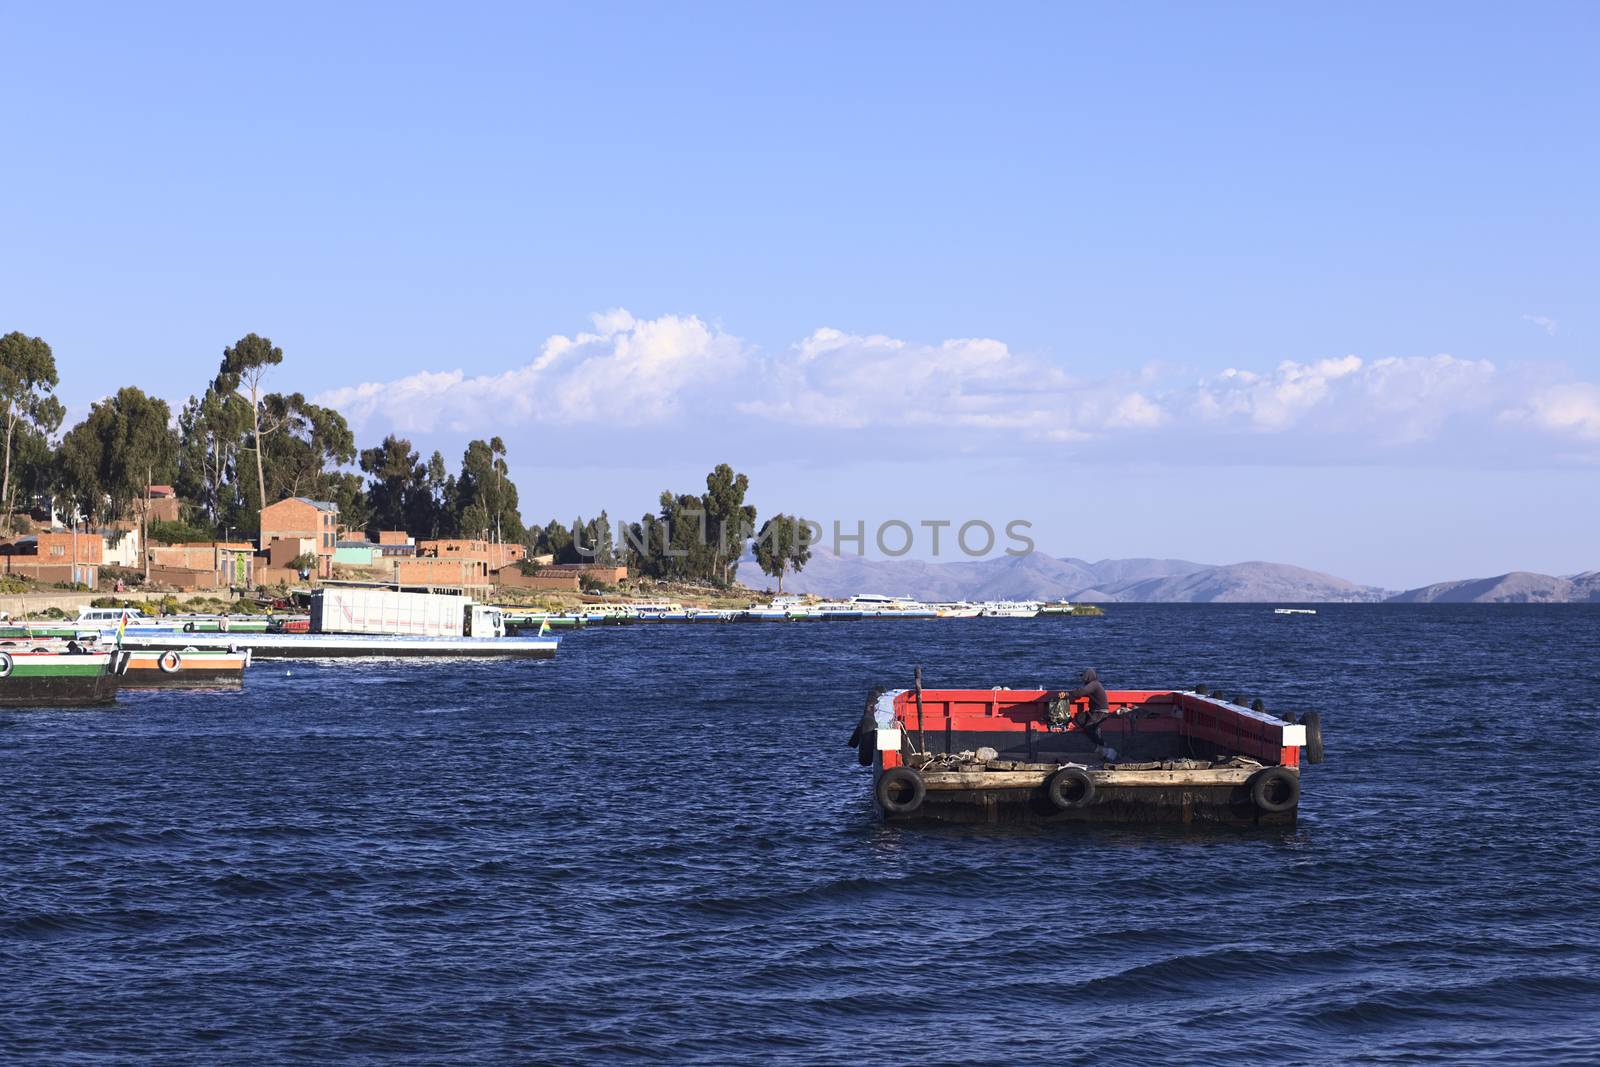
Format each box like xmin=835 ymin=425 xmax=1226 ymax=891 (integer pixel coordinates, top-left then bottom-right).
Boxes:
xmin=118 ymin=630 xmax=559 ymax=659
xmin=121 ymin=585 xmax=558 ymax=659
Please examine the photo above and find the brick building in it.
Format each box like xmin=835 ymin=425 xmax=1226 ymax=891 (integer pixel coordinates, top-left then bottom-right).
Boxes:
xmin=132 ymin=485 xmax=182 ymax=525
xmin=259 ymin=498 xmax=338 ymax=578
xmin=391 ymin=556 xmax=491 ymax=591
xmin=490 ymin=567 xmax=581 ymax=592
xmin=147 ymin=542 xmax=255 ymax=590
xmin=376 ymin=531 xmax=416 ymax=557
xmin=417 ymin=538 xmax=525 ymax=570
xmin=0 ymin=529 xmax=103 ymax=587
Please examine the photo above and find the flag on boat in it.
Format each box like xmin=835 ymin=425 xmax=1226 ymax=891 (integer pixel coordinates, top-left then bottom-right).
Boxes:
xmin=538 ymin=617 xmax=551 ymax=637
xmin=115 ymin=610 xmax=129 ymax=647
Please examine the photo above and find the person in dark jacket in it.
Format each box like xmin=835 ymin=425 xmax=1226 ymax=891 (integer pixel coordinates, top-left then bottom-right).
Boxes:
xmin=1059 ymin=668 xmax=1117 ymax=760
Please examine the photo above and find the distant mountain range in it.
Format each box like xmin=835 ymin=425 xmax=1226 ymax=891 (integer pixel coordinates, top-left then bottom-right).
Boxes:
xmin=733 ymin=551 xmax=1600 ymax=604
xmin=734 ymin=549 xmax=1388 ymax=602
xmin=1386 ymin=570 xmax=1600 ymax=604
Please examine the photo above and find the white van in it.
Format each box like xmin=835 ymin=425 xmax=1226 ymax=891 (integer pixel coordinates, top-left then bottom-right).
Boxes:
xmin=75 ymin=606 xmax=151 ymax=629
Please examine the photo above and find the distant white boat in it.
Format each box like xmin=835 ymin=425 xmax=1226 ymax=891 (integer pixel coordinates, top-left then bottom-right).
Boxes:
xmin=812 ymin=594 xmax=938 ymax=618
xmin=980 ymin=600 xmax=1041 ymax=618
xmin=746 ymin=595 xmax=820 ymax=620
xmin=934 ymin=602 xmax=982 ymax=618
xmin=1274 ymin=608 xmax=1318 ymax=615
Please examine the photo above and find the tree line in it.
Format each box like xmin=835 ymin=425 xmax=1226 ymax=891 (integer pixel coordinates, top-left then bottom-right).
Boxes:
xmin=1 ymin=329 xmax=814 ymax=588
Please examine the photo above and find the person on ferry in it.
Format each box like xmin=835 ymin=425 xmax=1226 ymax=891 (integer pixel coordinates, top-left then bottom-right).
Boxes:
xmin=1058 ymin=667 xmax=1117 ymax=760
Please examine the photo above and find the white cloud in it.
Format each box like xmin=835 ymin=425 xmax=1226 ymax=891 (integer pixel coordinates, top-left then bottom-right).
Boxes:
xmin=1522 ymin=314 xmax=1559 ymax=336
xmin=317 ymin=310 xmax=745 ymax=433
xmin=1503 ymin=384 xmax=1600 ymax=441
xmin=317 ymin=309 xmax=1599 ymax=456
xmin=740 ymin=327 xmax=1175 ymax=442
xmin=1186 ymin=354 xmax=1497 ymax=443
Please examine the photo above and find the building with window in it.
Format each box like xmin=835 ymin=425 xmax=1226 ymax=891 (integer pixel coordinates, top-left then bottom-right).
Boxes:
xmin=258 ymin=497 xmax=339 ymax=578
xmin=0 ymin=529 xmax=103 ymax=587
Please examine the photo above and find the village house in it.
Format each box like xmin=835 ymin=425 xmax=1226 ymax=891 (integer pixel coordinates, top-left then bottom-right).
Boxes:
xmin=146 ymin=542 xmax=256 ymax=591
xmin=333 ymin=537 xmax=380 ymax=568
xmin=258 ymin=497 xmax=338 ymax=578
xmin=132 ymin=484 xmax=182 ymax=525
xmin=376 ymin=530 xmax=416 ymax=557
xmin=100 ymin=526 xmax=141 ymax=568
xmin=490 ymin=564 xmax=581 ymax=592
xmin=0 ymin=529 xmax=103 ymax=588
xmin=391 ymin=555 xmax=492 ymax=592
xmin=416 ymin=538 xmax=526 ymax=571
xmin=543 ymin=562 xmax=628 ymax=584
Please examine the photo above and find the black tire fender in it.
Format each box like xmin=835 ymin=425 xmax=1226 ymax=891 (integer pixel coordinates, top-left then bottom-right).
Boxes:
xmin=851 ymin=687 xmax=886 ymax=767
xmin=158 ymin=651 xmax=182 ymax=673
xmin=1301 ymin=711 xmax=1324 ymax=764
xmin=856 ymin=726 xmax=875 ymax=767
xmin=847 ymin=712 xmax=870 ymax=750
xmin=875 ymin=767 xmax=926 ymax=814
xmin=1251 ymin=767 xmax=1300 ymax=813
xmin=0 ymin=651 xmax=11 ymax=679
xmin=183 ymin=621 xmax=195 ymax=633
xmin=1047 ymin=766 xmax=1096 ymax=809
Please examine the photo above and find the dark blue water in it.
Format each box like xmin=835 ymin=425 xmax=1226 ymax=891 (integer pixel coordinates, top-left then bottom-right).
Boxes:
xmin=3 ymin=605 xmax=1598 ymax=1065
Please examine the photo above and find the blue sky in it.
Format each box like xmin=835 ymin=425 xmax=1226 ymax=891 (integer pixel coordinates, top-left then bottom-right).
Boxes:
xmin=3 ymin=2 xmax=1597 ymax=588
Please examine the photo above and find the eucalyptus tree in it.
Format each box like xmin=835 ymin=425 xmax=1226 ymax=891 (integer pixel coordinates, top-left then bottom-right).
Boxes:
xmin=420 ymin=451 xmax=455 ymax=538
xmin=56 ymin=387 xmax=178 ymax=525
xmin=457 ymin=437 xmax=523 ymax=543
xmin=360 ymin=435 xmax=424 ymax=533
xmin=216 ymin=333 xmax=284 ymax=515
xmin=258 ymin=393 xmax=356 ymax=502
xmin=0 ymin=331 xmax=65 ymax=531
xmin=702 ymin=463 xmax=755 ymax=587
xmin=175 ymin=385 xmax=248 ymax=529
xmin=754 ymin=513 xmax=815 ymax=594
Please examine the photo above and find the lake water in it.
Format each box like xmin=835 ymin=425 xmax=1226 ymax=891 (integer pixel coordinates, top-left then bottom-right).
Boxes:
xmin=4 ymin=605 xmax=1598 ymax=1065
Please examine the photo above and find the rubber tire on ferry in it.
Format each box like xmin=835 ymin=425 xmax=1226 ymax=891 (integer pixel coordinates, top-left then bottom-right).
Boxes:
xmin=183 ymin=621 xmax=195 ymax=633
xmin=850 ymin=711 xmax=876 ymax=766
xmin=875 ymin=767 xmax=925 ymax=814
xmin=158 ymin=651 xmax=182 ymax=674
xmin=847 ymin=710 xmax=869 ymax=749
xmin=0 ymin=651 xmax=11 ymax=679
xmin=851 ymin=687 xmax=887 ymax=767
xmin=1046 ymin=767 xmax=1096 ymax=810
xmin=1250 ymin=767 xmax=1300 ymax=813
xmin=1301 ymin=711 xmax=1324 ymax=764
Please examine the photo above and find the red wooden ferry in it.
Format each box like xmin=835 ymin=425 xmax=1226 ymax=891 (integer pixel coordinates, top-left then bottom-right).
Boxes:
xmin=849 ymin=677 xmax=1322 ymax=826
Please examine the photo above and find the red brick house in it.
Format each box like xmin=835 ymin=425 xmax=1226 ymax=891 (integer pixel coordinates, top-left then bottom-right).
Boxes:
xmin=259 ymin=497 xmax=338 ymax=578
xmin=0 ymin=529 xmax=103 ymax=587
xmin=417 ymin=538 xmax=526 ymax=570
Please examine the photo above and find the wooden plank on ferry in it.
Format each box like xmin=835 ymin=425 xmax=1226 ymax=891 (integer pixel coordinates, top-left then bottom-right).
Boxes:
xmin=922 ymin=768 xmax=1257 ymax=790
xmin=1098 ymin=768 xmax=1254 ymax=786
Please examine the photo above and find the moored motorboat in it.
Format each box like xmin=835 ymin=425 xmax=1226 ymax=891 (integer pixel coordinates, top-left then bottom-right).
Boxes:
xmin=979 ymin=600 xmax=1041 ymax=618
xmin=823 ymin=594 xmax=939 ymax=619
xmin=687 ymin=608 xmax=739 ymax=622
xmin=848 ymin=680 xmax=1320 ymax=826
xmin=745 ymin=595 xmax=820 ymax=620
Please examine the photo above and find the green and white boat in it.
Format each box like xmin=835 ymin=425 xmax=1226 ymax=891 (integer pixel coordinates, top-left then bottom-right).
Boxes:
xmin=0 ymin=647 xmax=130 ymax=708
